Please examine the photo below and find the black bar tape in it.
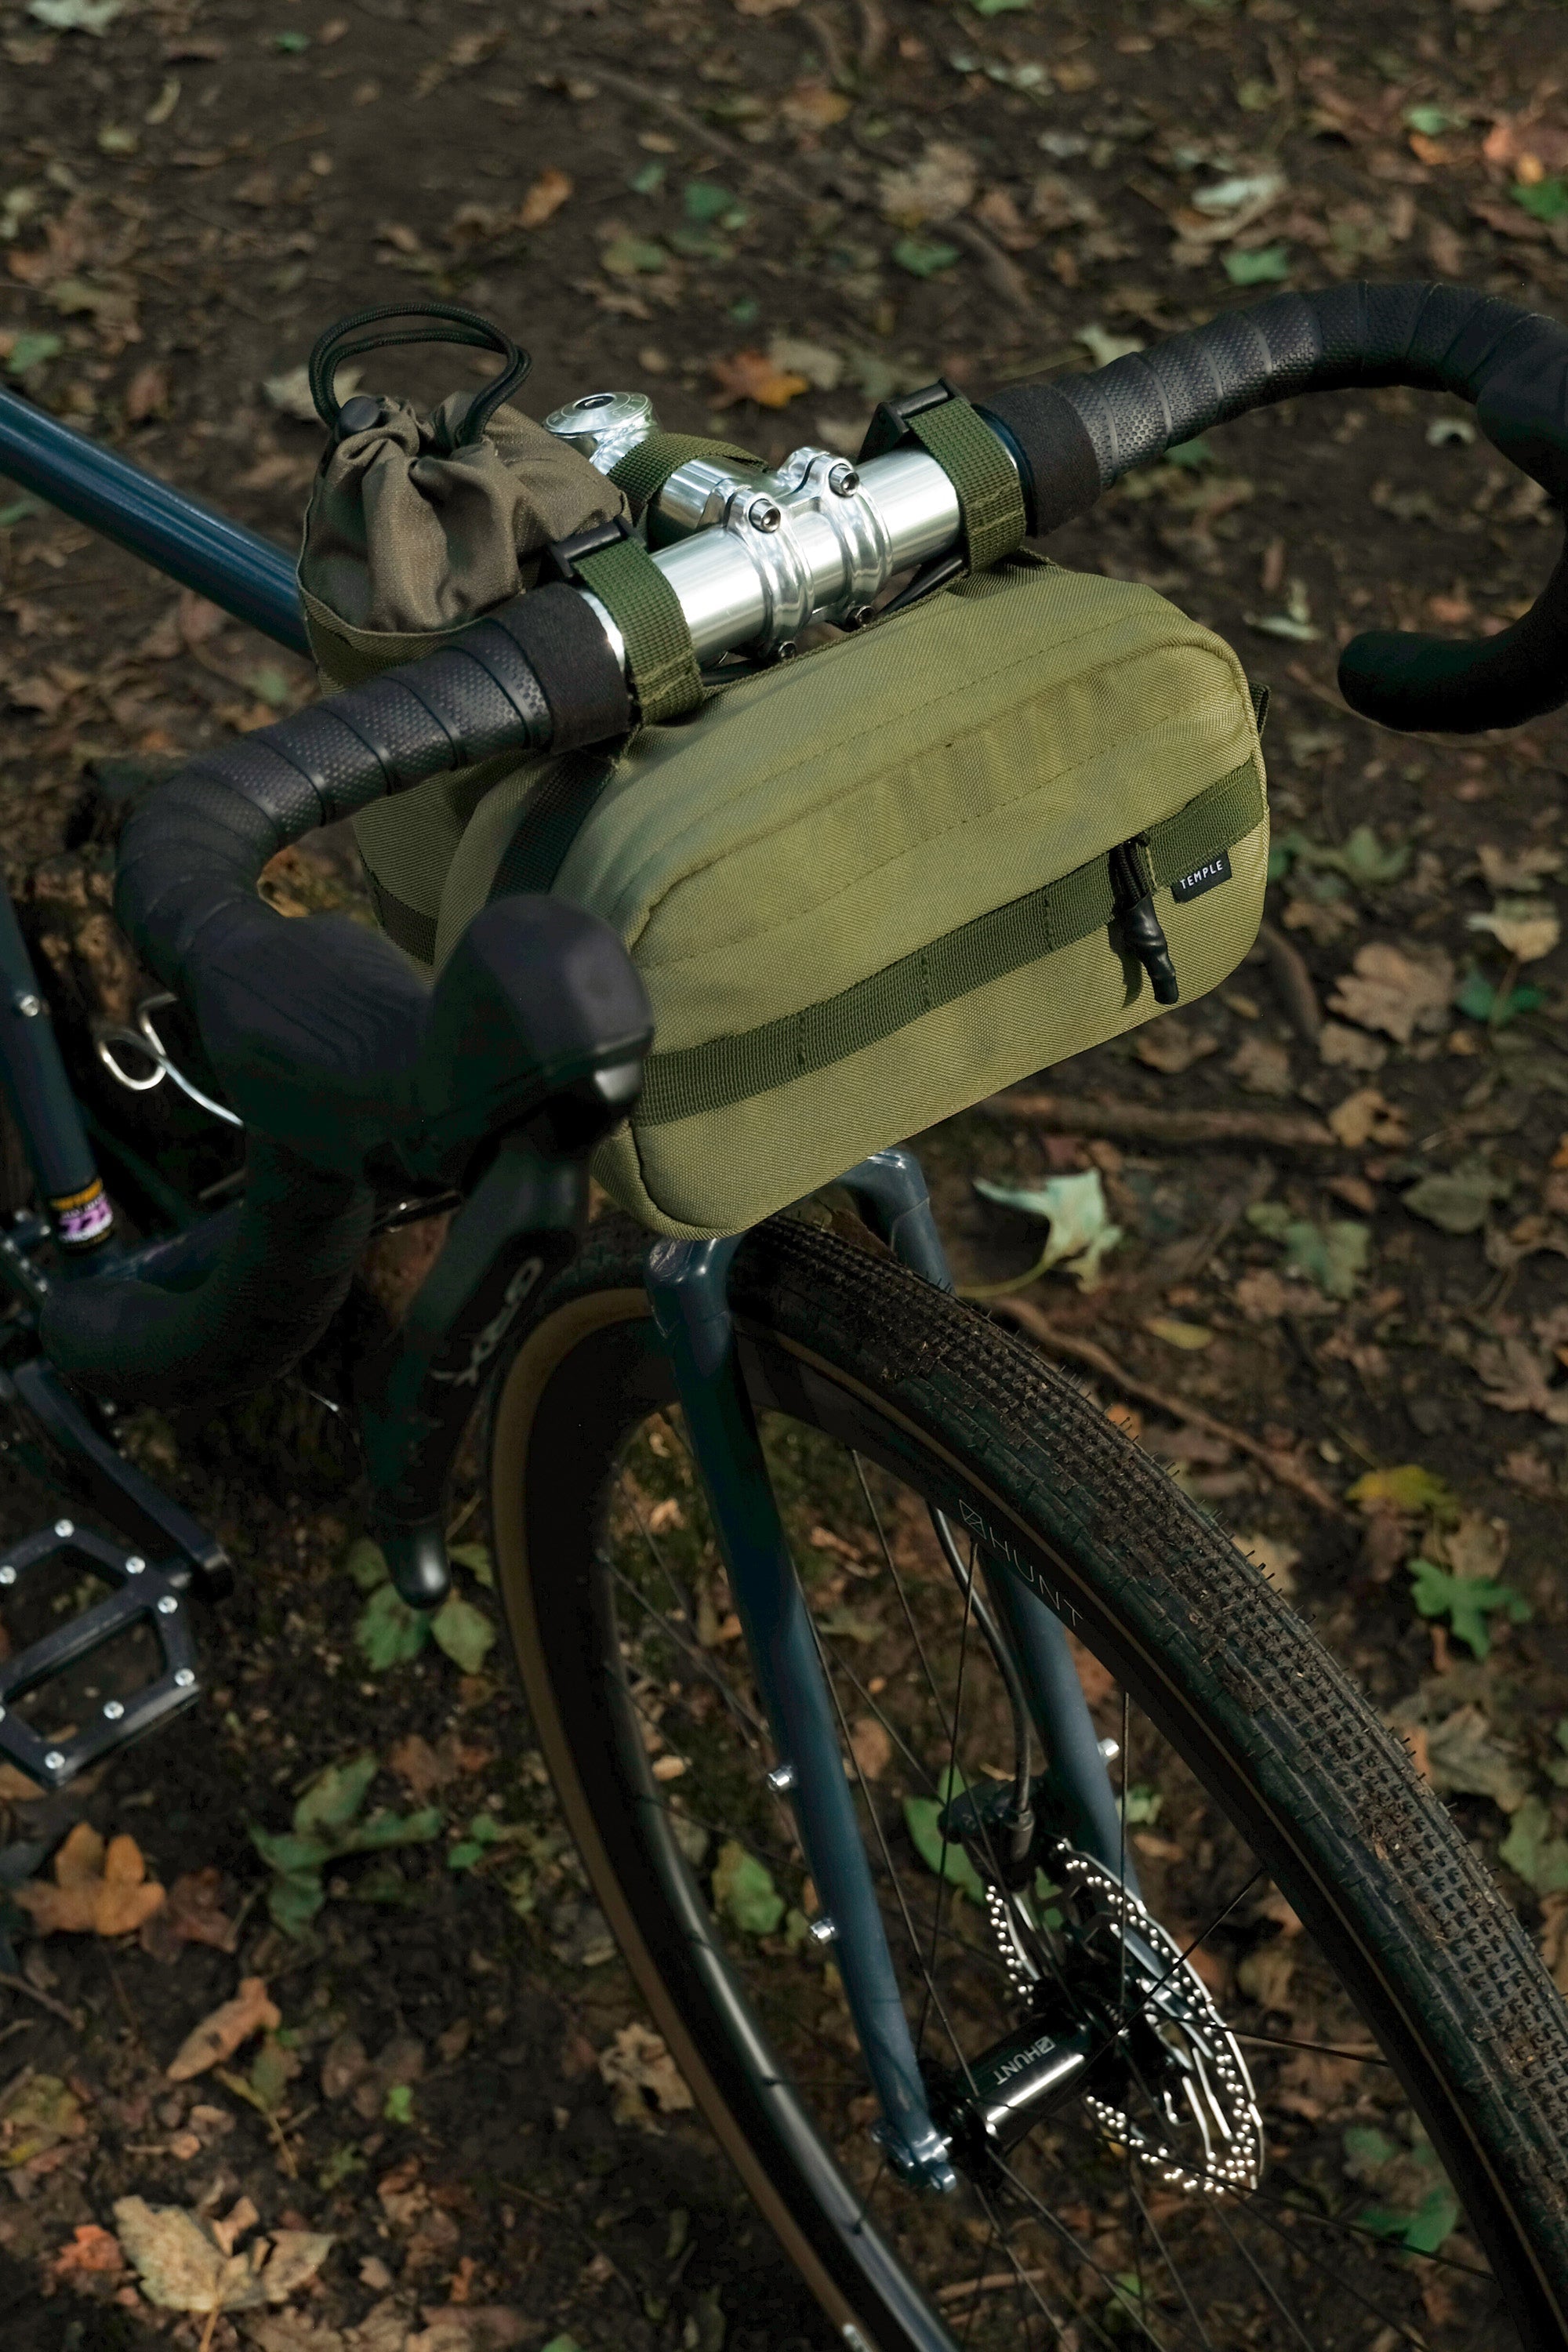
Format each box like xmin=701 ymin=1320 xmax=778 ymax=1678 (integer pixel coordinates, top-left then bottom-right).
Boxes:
xmin=975 ymin=384 xmax=1101 ymax=535
xmin=485 ymin=583 xmax=633 ymax=748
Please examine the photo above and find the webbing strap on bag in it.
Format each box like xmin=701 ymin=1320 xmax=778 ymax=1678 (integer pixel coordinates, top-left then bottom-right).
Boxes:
xmin=545 ymin=519 xmax=703 ymax=724
xmin=608 ymin=431 xmax=764 ymax=520
xmin=859 ymin=382 xmax=1028 ymax=573
xmin=636 ymin=757 xmax=1266 ymax=1127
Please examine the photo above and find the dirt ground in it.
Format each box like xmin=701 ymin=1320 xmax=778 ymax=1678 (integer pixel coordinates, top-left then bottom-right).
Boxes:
xmin=2 ymin=0 xmax=1568 ymax=2342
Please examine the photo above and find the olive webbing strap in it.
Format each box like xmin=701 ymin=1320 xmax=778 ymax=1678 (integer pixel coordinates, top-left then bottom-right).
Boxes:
xmin=608 ymin=432 xmax=764 ymax=518
xmin=365 ymin=874 xmax=437 ymax=964
xmin=571 ymin=534 xmax=704 ymax=724
xmin=637 ymin=757 xmax=1265 ymax=1128
xmin=488 ymin=748 xmax=622 ymax=901
xmin=902 ymin=397 xmax=1029 ymax=573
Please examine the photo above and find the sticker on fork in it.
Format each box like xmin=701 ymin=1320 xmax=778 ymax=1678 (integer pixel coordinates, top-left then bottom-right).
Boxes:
xmin=49 ymin=1177 xmax=112 ymax=1248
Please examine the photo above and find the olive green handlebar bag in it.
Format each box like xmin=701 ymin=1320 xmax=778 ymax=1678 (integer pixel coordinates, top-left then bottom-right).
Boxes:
xmin=298 ymin=387 xmax=629 ymax=963
xmin=431 ymin=557 xmax=1269 ymax=1239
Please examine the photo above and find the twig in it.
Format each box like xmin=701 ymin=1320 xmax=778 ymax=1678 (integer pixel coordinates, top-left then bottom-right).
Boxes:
xmin=937 ymin=2266 xmax=1051 ymax=2307
xmin=856 ymin=0 xmax=887 ymax=74
xmin=936 ymin=215 xmax=1031 ymax=311
xmin=985 ymin=1294 xmax=1348 ymax=1516
xmin=1257 ymin=918 xmax=1322 ymax=1042
xmin=0 ymin=1970 xmax=83 ymax=2030
xmin=980 ymin=1091 xmax=1337 ymax=1150
xmin=804 ymin=4 xmax=851 ymax=89
xmin=198 ymin=2301 xmax=221 ymax=2352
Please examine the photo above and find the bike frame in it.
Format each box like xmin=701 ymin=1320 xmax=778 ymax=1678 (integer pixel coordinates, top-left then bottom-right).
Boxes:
xmin=0 ymin=387 xmax=1125 ymax=2188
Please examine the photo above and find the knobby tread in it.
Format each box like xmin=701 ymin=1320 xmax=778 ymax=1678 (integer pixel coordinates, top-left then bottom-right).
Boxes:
xmin=506 ymin=1211 xmax=1568 ymax=2335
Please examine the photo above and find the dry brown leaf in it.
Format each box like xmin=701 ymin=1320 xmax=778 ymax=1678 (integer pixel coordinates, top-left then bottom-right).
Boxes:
xmin=735 ymin=0 xmax=799 ymax=13
xmin=1134 ymin=1021 xmax=1219 ymax=1075
xmin=166 ymin=1976 xmax=281 ymax=2082
xmin=245 ymin=2315 xmax=347 ymax=2351
xmin=781 ymin=80 xmax=852 ymax=132
xmin=516 ymin=166 xmax=572 ymax=230
xmin=1327 ymin=942 xmax=1453 ymax=1045
xmin=598 ymin=2021 xmax=694 ymax=2126
xmin=14 ymin=1822 xmax=165 ymax=1937
xmin=1229 ymin=1034 xmax=1292 ymax=1096
xmin=114 ymin=2200 xmax=332 ymax=2316
xmin=1327 ymin=1087 xmax=1408 ymax=1149
xmin=1428 ymin=1509 xmax=1509 ymax=1581
xmin=1468 ymin=896 xmax=1561 ymax=963
xmin=141 ymin=1868 xmax=239 ymax=1962
xmin=710 ymin=348 xmax=811 ymax=409
xmin=1472 ymin=1336 xmax=1568 ymax=1424
xmin=1236 ymin=1940 xmax=1294 ymax=2010
xmin=1317 ymin=1019 xmax=1388 ymax=1072
xmin=49 ymin=2223 xmax=124 ymax=2286
xmin=125 ymin=361 xmax=169 ymax=422
xmin=848 ymin=1715 xmax=892 ymax=1780
xmin=878 ymin=140 xmax=976 ymax=225
xmin=1479 ymin=841 xmax=1563 ymax=893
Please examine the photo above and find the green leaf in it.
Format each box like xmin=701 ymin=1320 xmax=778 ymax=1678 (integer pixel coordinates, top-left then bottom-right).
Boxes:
xmin=249 ymin=1826 xmax=336 ymax=1878
xmin=1346 ymin=1464 xmax=1457 ymax=1516
xmin=903 ymin=1795 xmax=986 ymax=1902
xmin=448 ymin=1814 xmax=506 ymax=1871
xmin=345 ymin=1536 xmax=390 ymax=1592
xmin=1164 ymin=436 xmax=1214 ymax=469
xmin=1246 ymin=1205 xmax=1368 ymax=1299
xmin=684 ymin=180 xmax=732 ymax=222
xmin=266 ymin=1869 xmax=326 ymax=1937
xmin=1409 ymin=1558 xmax=1530 ymax=1660
xmin=249 ymin=2037 xmax=295 ymax=2113
xmin=892 ymin=236 xmax=960 ymax=278
xmin=448 ymin=1541 xmax=494 ymax=1589
xmin=6 ymin=332 xmax=62 ymax=376
xmin=543 ymin=2338 xmax=585 ymax=2352
xmin=339 ymin=1805 xmax=443 ymax=1854
xmin=274 ymin=28 xmax=310 ymax=50
xmin=1120 ymin=1783 xmax=1163 ymax=1827
xmin=971 ymin=1170 xmax=1122 ymax=1292
xmin=356 ymin=1580 xmax=430 ymax=1671
xmin=1501 ymin=1795 xmax=1568 ymax=1894
xmin=294 ymin=1752 xmax=378 ymax=1838
xmin=247 ymin=663 xmax=292 ymax=710
xmin=431 ymin=1592 xmax=495 ymax=1674
xmin=1513 ymin=177 xmax=1568 ymax=223
xmin=1402 ymin=1156 xmax=1510 ymax=1236
xmin=629 ymin=160 xmax=665 ymax=194
xmin=712 ymin=1839 xmax=786 ymax=1935
xmin=1456 ymin=966 xmax=1544 ymax=1025
xmin=971 ymin=0 xmax=1032 ymax=13
xmin=1403 ymin=103 xmax=1464 ymax=136
xmin=728 ymin=296 xmax=760 ymax=325
xmin=818 ymin=1605 xmax=882 ymax=1642
xmin=667 ymin=226 xmax=733 ymax=263
xmin=1225 ymin=245 xmax=1290 ymax=285
xmin=1341 ymin=2125 xmax=1399 ymax=2179
xmin=601 ymin=235 xmax=668 ymax=276
xmin=383 ymin=2082 xmax=415 ymax=2124
xmin=0 ymin=496 xmax=44 ymax=528
xmin=1338 ymin=823 xmax=1410 ymax=887
xmin=318 ymin=2143 xmax=365 ymax=2191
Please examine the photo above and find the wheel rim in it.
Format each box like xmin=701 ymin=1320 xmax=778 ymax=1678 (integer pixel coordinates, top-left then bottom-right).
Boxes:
xmin=495 ymin=1287 xmax=1532 ymax=2352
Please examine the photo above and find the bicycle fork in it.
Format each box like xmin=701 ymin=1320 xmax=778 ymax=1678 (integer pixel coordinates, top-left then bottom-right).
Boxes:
xmin=643 ymin=1148 xmax=1127 ymax=2192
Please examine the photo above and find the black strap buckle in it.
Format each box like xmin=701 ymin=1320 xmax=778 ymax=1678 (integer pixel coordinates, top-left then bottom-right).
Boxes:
xmin=542 ymin=515 xmax=636 ymax=586
xmin=858 ymin=378 xmax=961 ymax=466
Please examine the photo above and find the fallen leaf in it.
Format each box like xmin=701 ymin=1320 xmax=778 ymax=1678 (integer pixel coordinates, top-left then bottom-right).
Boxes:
xmin=1468 ymin=896 xmax=1561 ymax=963
xmin=848 ymin=1715 xmax=892 ymax=1780
xmin=710 ymin=349 xmax=811 ymax=408
xmin=1146 ymin=1316 xmax=1214 ymax=1349
xmin=0 ymin=2074 xmax=85 ymax=2168
xmin=1229 ymin=1034 xmax=1293 ymax=1095
xmin=1409 ymin=1557 xmax=1530 ymax=1658
xmin=1403 ymin=1156 xmax=1510 ymax=1236
xmin=263 ymin=362 xmax=357 ymax=423
xmin=972 ymin=1170 xmax=1123 ymax=1290
xmin=1240 ymin=1534 xmax=1300 ymax=1595
xmin=891 ymin=234 xmax=961 ymax=278
xmin=1347 ymin=1463 xmax=1457 ymax=1516
xmin=878 ymin=141 xmax=976 ymax=223
xmin=124 ymin=361 xmax=169 ymax=421
xmin=29 ymin=0 xmax=124 ymax=27
xmin=768 ymin=334 xmax=842 ymax=391
xmin=1237 ymin=1940 xmax=1294 ymax=2009
xmin=1327 ymin=1087 xmax=1409 ymax=1149
xmin=141 ymin=1868 xmax=238 ymax=1962
xmin=1319 ymin=1020 xmax=1388 ymax=1073
xmin=1134 ymin=1021 xmax=1219 ymax=1074
xmin=781 ymin=80 xmax=852 ymax=132
xmin=1479 ymin=842 xmax=1562 ymax=893
xmin=1247 ymin=1202 xmax=1370 ymax=1299
xmin=1428 ymin=1509 xmax=1509 ymax=1582
xmin=431 ymin=1593 xmax=495 ymax=1675
xmin=49 ymin=2223 xmax=123 ymax=2285
xmin=517 ymin=167 xmax=572 ymax=230
xmin=167 ymin=1976 xmax=281 ymax=2082
xmin=14 ymin=1822 xmax=165 ymax=1936
xmin=1076 ymin=324 xmax=1145 ymax=367
xmin=711 ymin=1840 xmax=785 ymax=1934
xmin=114 ymin=2199 xmax=332 ymax=2316
xmin=1472 ymin=1335 xmax=1568 ymax=1424
xmin=1501 ymin=1795 xmax=1568 ymax=1895
xmin=1422 ymin=1704 xmax=1528 ymax=1810
xmin=598 ymin=2022 xmax=694 ymax=2126
xmin=1328 ymin=942 xmax=1453 ymax=1044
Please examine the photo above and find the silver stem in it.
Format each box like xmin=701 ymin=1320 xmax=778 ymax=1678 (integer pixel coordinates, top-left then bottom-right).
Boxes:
xmin=543 ymin=394 xmax=999 ymax=673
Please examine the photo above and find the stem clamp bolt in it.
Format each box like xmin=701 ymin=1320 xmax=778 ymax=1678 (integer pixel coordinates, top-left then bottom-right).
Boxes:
xmin=747 ymin=498 xmax=782 ymax=532
xmin=827 ymin=462 xmax=860 ymax=495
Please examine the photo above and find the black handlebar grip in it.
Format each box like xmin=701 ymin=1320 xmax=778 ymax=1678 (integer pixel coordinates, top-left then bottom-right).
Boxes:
xmin=980 ymin=282 xmax=1568 ymax=736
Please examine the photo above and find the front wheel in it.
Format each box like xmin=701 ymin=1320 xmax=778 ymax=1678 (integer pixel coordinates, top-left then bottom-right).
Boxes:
xmin=488 ymin=1213 xmax=1568 ymax=2352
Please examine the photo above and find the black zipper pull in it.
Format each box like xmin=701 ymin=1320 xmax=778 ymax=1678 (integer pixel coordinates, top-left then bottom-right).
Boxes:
xmin=1110 ymin=840 xmax=1180 ymax=1006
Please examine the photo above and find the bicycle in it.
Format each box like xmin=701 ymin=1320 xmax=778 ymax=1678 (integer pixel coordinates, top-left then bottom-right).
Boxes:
xmin=0 ymin=278 xmax=1566 ymax=2350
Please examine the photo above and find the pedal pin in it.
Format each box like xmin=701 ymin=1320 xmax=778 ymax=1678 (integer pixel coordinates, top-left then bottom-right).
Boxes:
xmin=103 ymin=1700 xmax=124 ymax=1721
xmin=175 ymin=1668 xmax=194 ymax=1688
xmin=125 ymin=1556 xmax=144 ymax=1575
xmin=156 ymin=1595 xmax=177 ymax=1616
xmin=53 ymin=1519 xmax=72 ymax=1540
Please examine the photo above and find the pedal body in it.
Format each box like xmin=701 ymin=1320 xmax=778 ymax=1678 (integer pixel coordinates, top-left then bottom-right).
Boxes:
xmin=0 ymin=1520 xmax=200 ymax=1790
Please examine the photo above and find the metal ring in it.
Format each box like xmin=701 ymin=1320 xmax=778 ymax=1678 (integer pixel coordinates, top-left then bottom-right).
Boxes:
xmin=94 ymin=1028 xmax=165 ymax=1094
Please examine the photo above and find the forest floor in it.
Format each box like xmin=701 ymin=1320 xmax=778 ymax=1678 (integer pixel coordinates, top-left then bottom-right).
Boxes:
xmin=2 ymin=0 xmax=1568 ymax=2343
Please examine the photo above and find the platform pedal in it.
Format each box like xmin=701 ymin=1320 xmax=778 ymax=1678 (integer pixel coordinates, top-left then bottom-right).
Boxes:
xmin=0 ymin=1520 xmax=201 ymax=1791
